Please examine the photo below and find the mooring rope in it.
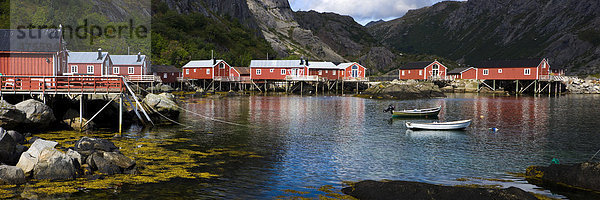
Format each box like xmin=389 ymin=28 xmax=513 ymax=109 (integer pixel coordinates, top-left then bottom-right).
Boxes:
xmin=137 ymin=87 xmax=250 ymax=127
xmin=144 ymin=103 xmax=193 ymax=128
xmin=589 ymin=148 xmax=600 ymax=162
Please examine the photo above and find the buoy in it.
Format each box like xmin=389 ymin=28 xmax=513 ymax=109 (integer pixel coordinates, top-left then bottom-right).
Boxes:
xmin=480 ymin=115 xmax=485 ymax=119
xmin=552 ymin=158 xmax=560 ymax=164
xmin=489 ymin=128 xmax=499 ymax=132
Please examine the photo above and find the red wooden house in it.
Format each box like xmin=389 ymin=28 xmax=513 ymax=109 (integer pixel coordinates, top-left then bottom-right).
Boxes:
xmin=231 ymin=67 xmax=251 ymax=82
xmin=249 ymin=60 xmax=309 ymax=80
xmin=0 ymin=29 xmax=68 ymax=76
xmin=182 ymin=59 xmax=232 ymax=80
xmin=337 ymin=62 xmax=367 ymax=80
xmin=475 ymin=59 xmax=550 ymax=80
xmin=308 ymin=62 xmax=341 ymax=80
xmin=151 ymin=65 xmax=181 ymax=83
xmin=66 ymin=49 xmax=111 ymax=76
xmin=447 ymin=67 xmax=477 ymax=80
xmin=111 ymin=53 xmax=149 ymax=76
xmin=399 ymin=61 xmax=447 ymax=80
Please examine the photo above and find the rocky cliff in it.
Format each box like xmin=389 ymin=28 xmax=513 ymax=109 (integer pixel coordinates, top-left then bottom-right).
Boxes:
xmin=369 ymin=0 xmax=600 ymax=75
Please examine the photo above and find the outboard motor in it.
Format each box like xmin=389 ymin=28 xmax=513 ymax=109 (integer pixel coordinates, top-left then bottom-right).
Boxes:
xmin=383 ymin=104 xmax=395 ymax=114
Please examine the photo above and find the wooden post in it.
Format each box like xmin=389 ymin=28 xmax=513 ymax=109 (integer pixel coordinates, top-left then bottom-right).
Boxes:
xmin=79 ymin=95 xmax=84 ymax=132
xmin=119 ymin=94 xmax=123 ymax=134
xmin=534 ymin=80 xmax=537 ymax=94
xmin=516 ymin=80 xmax=519 ymax=94
xmin=286 ymin=81 xmax=289 ymax=94
xmin=356 ymin=82 xmax=359 ymax=94
xmin=336 ymin=81 xmax=338 ymax=95
xmin=301 ymin=82 xmax=303 ymax=96
xmin=342 ymin=81 xmax=344 ymax=95
xmin=493 ymin=80 xmax=496 ymax=91
xmin=316 ymin=82 xmax=318 ymax=95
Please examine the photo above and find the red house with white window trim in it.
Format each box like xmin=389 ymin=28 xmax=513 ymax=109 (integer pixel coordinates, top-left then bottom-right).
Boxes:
xmin=249 ymin=60 xmax=309 ymax=80
xmin=110 ymin=53 xmax=149 ymax=76
xmin=448 ymin=67 xmax=477 ymax=80
xmin=151 ymin=65 xmax=181 ymax=83
xmin=338 ymin=62 xmax=367 ymax=79
xmin=399 ymin=61 xmax=447 ymax=80
xmin=308 ymin=62 xmax=341 ymax=80
xmin=0 ymin=29 xmax=68 ymax=76
xmin=67 ymin=50 xmax=112 ymax=76
xmin=475 ymin=58 xmax=550 ymax=80
xmin=182 ymin=59 xmax=232 ymax=80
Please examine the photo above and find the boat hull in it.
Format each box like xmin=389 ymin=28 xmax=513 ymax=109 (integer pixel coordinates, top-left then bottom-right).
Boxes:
xmin=406 ymin=120 xmax=472 ymax=130
xmin=392 ymin=107 xmax=441 ymax=118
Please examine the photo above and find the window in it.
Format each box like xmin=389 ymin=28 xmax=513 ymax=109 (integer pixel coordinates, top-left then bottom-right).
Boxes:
xmin=524 ymin=68 xmax=531 ymax=75
xmin=498 ymin=69 xmax=503 ymax=73
xmin=325 ymin=70 xmax=328 ymax=74
xmin=87 ymin=65 xmax=94 ymax=74
xmin=483 ymin=69 xmax=489 ymax=75
xmin=256 ymin=69 xmax=262 ymax=75
xmin=163 ymin=73 xmax=167 ymax=78
xmin=128 ymin=67 xmax=134 ymax=74
xmin=419 ymin=70 xmax=423 ymax=75
xmin=113 ymin=67 xmax=119 ymax=74
xmin=185 ymin=69 xmax=189 ymax=75
xmin=542 ymin=63 xmax=546 ymax=68
xmin=281 ymin=69 xmax=286 ymax=75
xmin=401 ymin=70 xmax=405 ymax=76
xmin=193 ymin=69 xmax=196 ymax=73
xmin=270 ymin=69 xmax=274 ymax=73
xmin=71 ymin=65 xmax=78 ymax=73
xmin=341 ymin=71 xmax=344 ymax=75
xmin=207 ymin=69 xmax=211 ymax=74
xmin=171 ymin=73 xmax=174 ymax=76
xmin=318 ymin=70 xmax=322 ymax=75
xmin=332 ymin=70 xmax=336 ymax=75
xmin=219 ymin=63 xmax=225 ymax=69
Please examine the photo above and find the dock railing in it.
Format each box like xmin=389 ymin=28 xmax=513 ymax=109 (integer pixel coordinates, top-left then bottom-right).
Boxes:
xmin=342 ymin=77 xmax=370 ymax=82
xmin=126 ymin=75 xmax=161 ymax=83
xmin=285 ymin=75 xmax=320 ymax=81
xmin=0 ymin=75 xmax=125 ymax=94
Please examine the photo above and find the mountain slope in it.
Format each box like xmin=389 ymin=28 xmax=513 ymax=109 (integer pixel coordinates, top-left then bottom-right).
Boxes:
xmin=369 ymin=0 xmax=600 ymax=75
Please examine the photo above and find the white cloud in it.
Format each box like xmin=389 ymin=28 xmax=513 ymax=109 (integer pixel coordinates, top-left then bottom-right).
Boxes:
xmin=290 ymin=0 xmax=442 ymax=25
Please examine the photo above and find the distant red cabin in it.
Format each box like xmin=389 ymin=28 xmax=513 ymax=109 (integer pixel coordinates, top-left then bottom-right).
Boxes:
xmin=338 ymin=62 xmax=367 ymax=80
xmin=399 ymin=61 xmax=447 ymax=80
xmin=308 ymin=62 xmax=341 ymax=80
xmin=448 ymin=67 xmax=477 ymax=80
xmin=111 ymin=54 xmax=149 ymax=76
xmin=249 ymin=60 xmax=309 ymax=80
xmin=151 ymin=65 xmax=181 ymax=83
xmin=67 ymin=50 xmax=112 ymax=76
xmin=182 ymin=60 xmax=231 ymax=80
xmin=476 ymin=59 xmax=550 ymax=80
xmin=0 ymin=29 xmax=68 ymax=76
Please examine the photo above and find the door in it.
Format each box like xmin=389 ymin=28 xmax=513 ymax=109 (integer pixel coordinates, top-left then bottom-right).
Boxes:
xmin=432 ymin=64 xmax=439 ymax=78
xmin=291 ymin=68 xmax=298 ymax=77
xmin=351 ymin=66 xmax=358 ymax=78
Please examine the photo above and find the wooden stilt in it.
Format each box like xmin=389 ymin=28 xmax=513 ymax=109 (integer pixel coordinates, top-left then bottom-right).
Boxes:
xmin=342 ymin=81 xmax=344 ymax=95
xmin=316 ymin=82 xmax=318 ymax=95
xmin=79 ymin=94 xmax=84 ymax=132
xmin=119 ymin=94 xmax=123 ymax=134
xmin=356 ymin=82 xmax=359 ymax=94
xmin=301 ymin=82 xmax=303 ymax=96
xmin=493 ymin=80 xmax=496 ymax=91
xmin=516 ymin=80 xmax=519 ymax=94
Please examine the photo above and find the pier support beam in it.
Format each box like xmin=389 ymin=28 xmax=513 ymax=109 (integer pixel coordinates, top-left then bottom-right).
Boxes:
xmin=119 ymin=94 xmax=123 ymax=134
xmin=79 ymin=95 xmax=84 ymax=132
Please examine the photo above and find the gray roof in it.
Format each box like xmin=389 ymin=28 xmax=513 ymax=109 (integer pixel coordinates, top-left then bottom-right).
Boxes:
xmin=307 ymin=62 xmax=337 ymax=69
xmin=111 ymin=55 xmax=147 ymax=65
xmin=399 ymin=61 xmax=435 ymax=70
xmin=476 ymin=59 xmax=542 ymax=68
xmin=68 ymin=52 xmax=108 ymax=64
xmin=338 ymin=62 xmax=365 ymax=69
xmin=151 ymin=65 xmax=180 ymax=73
xmin=448 ymin=67 xmax=474 ymax=74
xmin=250 ymin=60 xmax=306 ymax=68
xmin=182 ymin=60 xmax=224 ymax=68
xmin=0 ymin=29 xmax=62 ymax=52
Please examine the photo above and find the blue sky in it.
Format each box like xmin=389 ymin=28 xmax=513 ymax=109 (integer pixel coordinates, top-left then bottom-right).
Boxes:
xmin=289 ymin=0 xmax=444 ymax=25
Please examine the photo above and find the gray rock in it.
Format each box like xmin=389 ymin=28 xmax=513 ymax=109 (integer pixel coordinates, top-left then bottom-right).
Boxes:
xmin=0 ymin=100 xmax=27 ymax=129
xmin=0 ymin=165 xmax=26 ymax=185
xmin=66 ymin=149 xmax=82 ymax=168
xmin=26 ymin=139 xmax=58 ymax=159
xmin=527 ymin=162 xmax=600 ymax=192
xmin=103 ymin=152 xmax=135 ymax=169
xmin=0 ymin=130 xmax=16 ymax=164
xmin=7 ymin=130 xmax=25 ymax=144
xmin=87 ymin=152 xmax=121 ymax=175
xmin=74 ymin=137 xmax=119 ymax=157
xmin=16 ymin=139 xmax=58 ymax=176
xmin=33 ymin=148 xmax=76 ymax=180
xmin=15 ymin=99 xmax=56 ymax=128
xmin=160 ymin=84 xmax=174 ymax=92
xmin=15 ymin=152 xmax=36 ymax=176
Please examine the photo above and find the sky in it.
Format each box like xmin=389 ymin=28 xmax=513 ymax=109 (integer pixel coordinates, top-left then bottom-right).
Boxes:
xmin=289 ymin=0 xmax=444 ymax=25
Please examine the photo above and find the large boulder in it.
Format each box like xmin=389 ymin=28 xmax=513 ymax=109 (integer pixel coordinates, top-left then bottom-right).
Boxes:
xmin=15 ymin=99 xmax=56 ymax=129
xmin=0 ymin=100 xmax=27 ymax=129
xmin=0 ymin=165 xmax=26 ymax=185
xmin=74 ymin=137 xmax=118 ymax=156
xmin=103 ymin=152 xmax=135 ymax=169
xmin=342 ymin=180 xmax=537 ymax=200
xmin=6 ymin=130 xmax=25 ymax=144
xmin=86 ymin=152 xmax=121 ymax=175
xmin=0 ymin=130 xmax=16 ymax=164
xmin=16 ymin=139 xmax=58 ymax=176
xmin=160 ymin=84 xmax=174 ymax=92
xmin=143 ymin=93 xmax=180 ymax=119
xmin=526 ymin=162 xmax=600 ymax=192
xmin=33 ymin=148 xmax=76 ymax=180
xmin=63 ymin=117 xmax=95 ymax=131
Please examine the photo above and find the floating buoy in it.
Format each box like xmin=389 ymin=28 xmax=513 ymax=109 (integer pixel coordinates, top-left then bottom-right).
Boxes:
xmin=552 ymin=158 xmax=560 ymax=164
xmin=480 ymin=115 xmax=485 ymax=119
xmin=489 ymin=128 xmax=499 ymax=132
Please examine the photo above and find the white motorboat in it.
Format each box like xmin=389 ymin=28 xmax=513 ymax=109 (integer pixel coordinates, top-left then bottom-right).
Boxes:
xmin=405 ymin=119 xmax=472 ymax=130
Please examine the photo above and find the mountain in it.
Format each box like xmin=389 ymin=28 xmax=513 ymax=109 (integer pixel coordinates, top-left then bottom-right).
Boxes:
xmin=365 ymin=20 xmax=385 ymax=28
xmin=368 ymin=0 xmax=600 ymax=75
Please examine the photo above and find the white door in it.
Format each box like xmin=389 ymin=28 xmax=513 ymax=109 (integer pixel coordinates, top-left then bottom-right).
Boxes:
xmin=351 ymin=66 xmax=358 ymax=78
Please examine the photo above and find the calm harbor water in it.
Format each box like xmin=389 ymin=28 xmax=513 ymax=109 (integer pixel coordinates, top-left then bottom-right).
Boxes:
xmin=76 ymin=93 xmax=600 ymax=199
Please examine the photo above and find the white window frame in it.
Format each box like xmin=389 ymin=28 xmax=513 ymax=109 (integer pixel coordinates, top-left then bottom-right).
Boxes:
xmin=185 ymin=69 xmax=189 ymax=75
xmin=498 ymin=69 xmax=502 ymax=73
xmin=71 ymin=65 xmax=78 ymax=73
xmin=163 ymin=73 xmax=167 ymax=78
xmin=419 ymin=70 xmax=423 ymax=75
xmin=332 ymin=70 xmax=336 ymax=75
xmin=341 ymin=71 xmax=344 ymax=75
xmin=401 ymin=70 xmax=405 ymax=76
xmin=113 ymin=67 xmax=119 ymax=74
xmin=524 ymin=68 xmax=531 ymax=75
xmin=318 ymin=70 xmax=322 ymax=75
xmin=87 ymin=65 xmax=94 ymax=74
xmin=207 ymin=68 xmax=211 ymax=74
xmin=483 ymin=69 xmax=489 ymax=75
xmin=270 ymin=69 xmax=274 ymax=73
xmin=128 ymin=67 xmax=135 ymax=74
xmin=256 ymin=69 xmax=262 ymax=75
xmin=193 ymin=69 xmax=196 ymax=73
xmin=219 ymin=63 xmax=225 ymax=69
xmin=281 ymin=69 xmax=286 ymax=75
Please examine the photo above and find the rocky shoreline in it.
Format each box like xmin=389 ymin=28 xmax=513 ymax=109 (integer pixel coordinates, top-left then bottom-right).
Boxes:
xmin=360 ymin=80 xmax=446 ymax=99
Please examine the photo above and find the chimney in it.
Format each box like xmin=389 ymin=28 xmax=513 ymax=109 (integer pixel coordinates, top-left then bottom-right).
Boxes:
xmin=97 ymin=48 xmax=102 ymax=60
xmin=212 ymin=58 xmax=216 ymax=65
xmin=305 ymin=59 xmax=309 ymax=66
xmin=137 ymin=52 xmax=142 ymax=62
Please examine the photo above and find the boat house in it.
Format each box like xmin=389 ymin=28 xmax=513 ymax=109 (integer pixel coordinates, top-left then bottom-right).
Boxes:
xmin=447 ymin=67 xmax=477 ymax=80
xmin=151 ymin=65 xmax=181 ymax=83
xmin=231 ymin=67 xmax=251 ymax=82
xmin=338 ymin=62 xmax=367 ymax=81
xmin=249 ymin=60 xmax=310 ymax=81
xmin=399 ymin=61 xmax=447 ymax=80
xmin=0 ymin=29 xmax=68 ymax=76
xmin=308 ymin=62 xmax=340 ymax=80
xmin=111 ymin=53 xmax=150 ymax=79
xmin=66 ymin=49 xmax=111 ymax=76
xmin=475 ymin=58 xmax=550 ymax=80
xmin=182 ymin=59 xmax=232 ymax=80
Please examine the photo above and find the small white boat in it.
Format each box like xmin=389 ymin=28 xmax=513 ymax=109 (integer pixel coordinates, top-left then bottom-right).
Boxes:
xmin=391 ymin=106 xmax=441 ymax=118
xmin=405 ymin=119 xmax=472 ymax=130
